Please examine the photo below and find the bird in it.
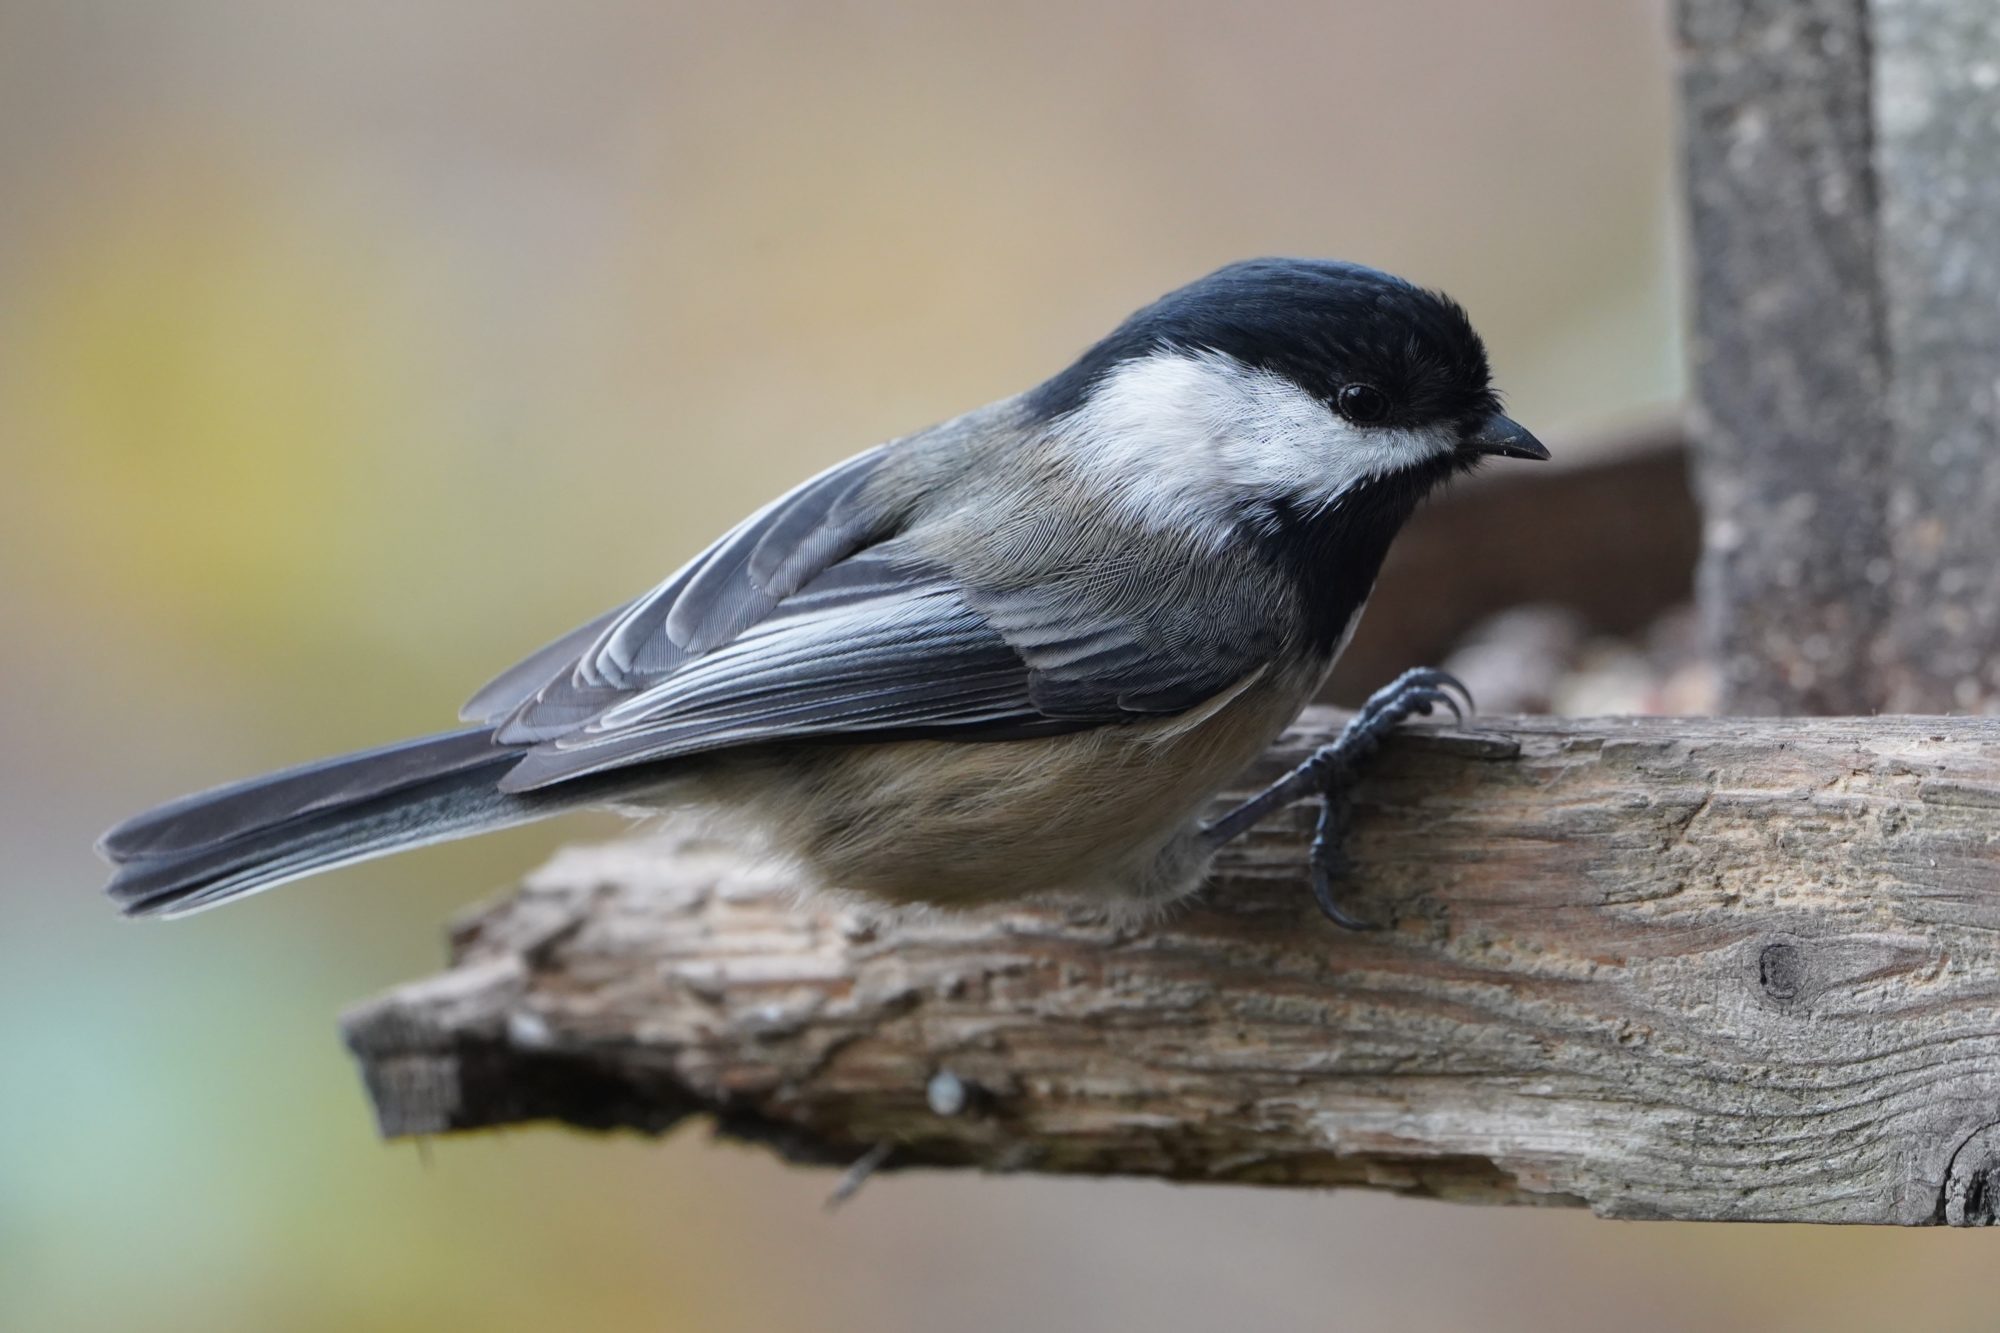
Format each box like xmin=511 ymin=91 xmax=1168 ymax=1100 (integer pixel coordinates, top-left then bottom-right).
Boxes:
xmin=98 ymin=257 xmax=1548 ymax=926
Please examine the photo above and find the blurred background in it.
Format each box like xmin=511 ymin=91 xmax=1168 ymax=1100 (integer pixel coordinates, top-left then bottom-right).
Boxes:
xmin=5 ymin=3 xmax=1992 ymax=1330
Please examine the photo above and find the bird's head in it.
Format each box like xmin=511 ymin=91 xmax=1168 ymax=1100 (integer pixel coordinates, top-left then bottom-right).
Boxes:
xmin=1034 ymin=257 xmax=1546 ymax=525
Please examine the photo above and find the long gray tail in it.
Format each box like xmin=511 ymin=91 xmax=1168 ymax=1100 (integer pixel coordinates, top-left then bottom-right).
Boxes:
xmin=99 ymin=728 xmax=592 ymax=919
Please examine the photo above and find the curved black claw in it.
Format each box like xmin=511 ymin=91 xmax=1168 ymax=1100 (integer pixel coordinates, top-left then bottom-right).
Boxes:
xmin=1307 ymin=794 xmax=1381 ymax=931
xmin=1380 ymin=684 xmax=1463 ymax=729
xmin=1309 ymin=860 xmax=1381 ymax=931
xmin=1357 ymin=666 xmax=1475 ymax=723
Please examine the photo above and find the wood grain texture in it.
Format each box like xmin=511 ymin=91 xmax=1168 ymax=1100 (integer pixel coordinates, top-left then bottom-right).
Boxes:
xmin=343 ymin=709 xmax=2000 ymax=1223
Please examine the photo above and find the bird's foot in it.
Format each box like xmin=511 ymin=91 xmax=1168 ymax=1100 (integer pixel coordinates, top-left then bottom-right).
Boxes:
xmin=1201 ymin=666 xmax=1473 ymax=929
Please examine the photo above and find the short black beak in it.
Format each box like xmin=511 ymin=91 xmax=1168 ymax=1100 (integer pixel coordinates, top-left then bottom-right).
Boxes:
xmin=1464 ymin=413 xmax=1550 ymax=461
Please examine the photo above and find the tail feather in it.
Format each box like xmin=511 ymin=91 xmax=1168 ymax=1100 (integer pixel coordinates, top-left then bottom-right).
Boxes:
xmin=98 ymin=727 xmax=510 ymax=861
xmin=100 ymin=728 xmax=592 ymax=919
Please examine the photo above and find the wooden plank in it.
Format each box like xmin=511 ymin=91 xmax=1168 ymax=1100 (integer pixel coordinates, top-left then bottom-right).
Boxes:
xmin=342 ymin=709 xmax=2000 ymax=1224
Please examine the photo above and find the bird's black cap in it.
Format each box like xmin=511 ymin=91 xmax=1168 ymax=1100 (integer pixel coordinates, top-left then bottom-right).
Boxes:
xmin=1028 ymin=257 xmax=1500 ymax=432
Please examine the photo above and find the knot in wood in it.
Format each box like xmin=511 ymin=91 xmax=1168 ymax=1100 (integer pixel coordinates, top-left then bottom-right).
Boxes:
xmin=1941 ymin=1124 xmax=2000 ymax=1226
xmin=1758 ymin=942 xmax=1807 ymax=1001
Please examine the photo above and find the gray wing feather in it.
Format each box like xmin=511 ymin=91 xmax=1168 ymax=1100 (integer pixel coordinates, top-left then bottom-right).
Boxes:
xmin=495 ymin=546 xmax=1052 ymax=791
xmin=459 ymin=605 xmax=627 ymax=724
xmin=481 ymin=446 xmax=889 ymax=742
xmin=473 ymin=444 xmax=1271 ymax=794
xmin=594 ymin=446 xmax=885 ymax=680
xmin=494 ymin=542 xmax=1263 ymax=792
xmin=975 ymin=579 xmax=1278 ymax=718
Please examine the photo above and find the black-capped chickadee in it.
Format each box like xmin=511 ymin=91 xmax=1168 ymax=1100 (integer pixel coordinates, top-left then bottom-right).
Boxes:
xmin=100 ymin=258 xmax=1547 ymax=926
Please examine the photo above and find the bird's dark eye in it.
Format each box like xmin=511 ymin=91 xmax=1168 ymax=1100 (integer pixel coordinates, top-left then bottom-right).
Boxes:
xmin=1336 ymin=383 xmax=1390 ymax=425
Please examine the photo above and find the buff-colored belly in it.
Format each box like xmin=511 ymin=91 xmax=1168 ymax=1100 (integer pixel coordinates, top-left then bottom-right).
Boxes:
xmin=686 ymin=668 xmax=1314 ymax=908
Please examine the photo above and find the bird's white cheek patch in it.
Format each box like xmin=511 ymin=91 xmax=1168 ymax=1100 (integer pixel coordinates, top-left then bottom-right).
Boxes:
xmin=1059 ymin=350 xmax=1458 ymax=525
xmin=1295 ymin=422 xmax=1458 ymax=507
xmin=1055 ymin=352 xmax=1257 ymax=541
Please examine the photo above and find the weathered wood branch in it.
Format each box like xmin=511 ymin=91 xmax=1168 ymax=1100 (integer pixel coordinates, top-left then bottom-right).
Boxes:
xmin=344 ymin=709 xmax=2000 ymax=1224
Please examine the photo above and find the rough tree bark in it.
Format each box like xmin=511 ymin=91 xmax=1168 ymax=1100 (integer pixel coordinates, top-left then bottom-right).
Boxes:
xmin=346 ymin=709 xmax=2000 ymax=1224
xmin=1679 ymin=0 xmax=2000 ymax=714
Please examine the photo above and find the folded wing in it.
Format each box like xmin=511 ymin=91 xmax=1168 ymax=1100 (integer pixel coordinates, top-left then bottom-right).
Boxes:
xmin=461 ymin=446 xmax=889 ymax=727
xmin=467 ymin=445 xmax=1273 ymax=793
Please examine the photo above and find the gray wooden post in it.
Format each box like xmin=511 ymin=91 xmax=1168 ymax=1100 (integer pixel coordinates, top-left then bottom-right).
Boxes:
xmin=1679 ymin=0 xmax=2000 ymax=714
xmin=1873 ymin=1 xmax=2000 ymax=712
